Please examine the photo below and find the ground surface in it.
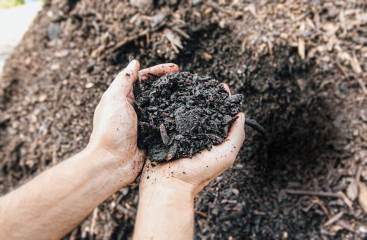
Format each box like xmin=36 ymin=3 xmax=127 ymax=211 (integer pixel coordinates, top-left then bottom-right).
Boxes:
xmin=1 ymin=0 xmax=367 ymax=239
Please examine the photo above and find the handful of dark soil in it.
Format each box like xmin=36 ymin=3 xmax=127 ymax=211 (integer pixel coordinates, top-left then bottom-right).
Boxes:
xmin=134 ymin=72 xmax=243 ymax=162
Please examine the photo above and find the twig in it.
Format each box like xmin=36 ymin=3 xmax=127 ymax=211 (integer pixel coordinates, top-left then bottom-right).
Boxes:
xmin=245 ymin=118 xmax=266 ymax=136
xmin=356 ymin=165 xmax=362 ymax=185
xmin=336 ymin=58 xmax=348 ymax=78
xmin=326 ymin=157 xmax=337 ymax=180
xmin=198 ymin=77 xmax=211 ymax=81
xmin=286 ymin=189 xmax=343 ymax=199
xmin=324 ymin=211 xmax=344 ymax=227
xmin=147 ymin=72 xmax=161 ymax=78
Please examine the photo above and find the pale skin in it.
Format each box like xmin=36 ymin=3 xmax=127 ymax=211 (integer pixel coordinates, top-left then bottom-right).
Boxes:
xmin=0 ymin=60 xmax=246 ymax=240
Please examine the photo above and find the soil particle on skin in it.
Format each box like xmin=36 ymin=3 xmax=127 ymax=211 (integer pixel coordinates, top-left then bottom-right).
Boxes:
xmin=135 ymin=72 xmax=242 ymax=162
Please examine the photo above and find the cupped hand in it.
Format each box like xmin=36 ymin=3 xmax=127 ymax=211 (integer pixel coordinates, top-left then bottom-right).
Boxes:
xmin=87 ymin=60 xmax=179 ymax=187
xmin=139 ymin=86 xmax=246 ymax=198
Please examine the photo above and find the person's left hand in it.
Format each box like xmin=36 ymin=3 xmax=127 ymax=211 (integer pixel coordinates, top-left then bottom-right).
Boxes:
xmin=87 ymin=60 xmax=179 ymax=188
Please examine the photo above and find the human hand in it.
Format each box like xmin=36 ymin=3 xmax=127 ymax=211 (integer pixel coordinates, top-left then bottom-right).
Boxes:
xmin=139 ymin=87 xmax=246 ymax=198
xmin=87 ymin=60 xmax=179 ymax=188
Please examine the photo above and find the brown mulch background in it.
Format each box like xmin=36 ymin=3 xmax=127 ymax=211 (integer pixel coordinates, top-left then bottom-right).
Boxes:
xmin=1 ymin=0 xmax=367 ymax=239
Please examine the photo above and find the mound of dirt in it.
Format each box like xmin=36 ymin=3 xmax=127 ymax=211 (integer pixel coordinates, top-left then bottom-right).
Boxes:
xmin=135 ymin=71 xmax=242 ymax=162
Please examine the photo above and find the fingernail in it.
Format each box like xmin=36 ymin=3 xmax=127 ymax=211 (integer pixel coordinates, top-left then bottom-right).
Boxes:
xmin=241 ymin=113 xmax=246 ymax=124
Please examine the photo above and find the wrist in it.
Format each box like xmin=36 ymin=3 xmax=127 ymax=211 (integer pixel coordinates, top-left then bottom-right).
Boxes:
xmin=80 ymin=144 xmax=129 ymax=192
xmin=135 ymin=182 xmax=195 ymax=240
xmin=140 ymin=182 xmax=195 ymax=204
xmin=140 ymin=170 xmax=197 ymax=201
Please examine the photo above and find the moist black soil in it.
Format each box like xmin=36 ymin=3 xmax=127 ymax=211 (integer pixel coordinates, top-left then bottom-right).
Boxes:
xmin=135 ymin=72 xmax=242 ymax=162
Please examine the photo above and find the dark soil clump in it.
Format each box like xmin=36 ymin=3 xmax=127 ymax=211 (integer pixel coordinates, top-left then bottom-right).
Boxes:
xmin=135 ymin=72 xmax=242 ymax=162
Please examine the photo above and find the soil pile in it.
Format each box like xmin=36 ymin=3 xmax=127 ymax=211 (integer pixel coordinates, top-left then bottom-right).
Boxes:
xmin=1 ymin=0 xmax=367 ymax=239
xmin=135 ymin=72 xmax=242 ymax=162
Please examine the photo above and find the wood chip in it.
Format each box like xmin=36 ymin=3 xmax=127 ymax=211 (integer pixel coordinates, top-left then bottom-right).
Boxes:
xmin=159 ymin=123 xmax=170 ymax=147
xmin=346 ymin=180 xmax=358 ymax=201
xmin=351 ymin=50 xmax=362 ymax=74
xmin=203 ymin=52 xmax=212 ymax=61
xmin=337 ymin=191 xmax=353 ymax=209
xmin=164 ymin=28 xmax=183 ymax=50
xmin=337 ymin=220 xmax=355 ymax=232
xmin=38 ymin=93 xmax=47 ymax=102
xmin=324 ymin=211 xmax=344 ymax=227
xmin=232 ymin=188 xmax=239 ymax=196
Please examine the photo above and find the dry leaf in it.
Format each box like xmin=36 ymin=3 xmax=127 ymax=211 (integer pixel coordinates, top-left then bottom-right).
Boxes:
xmin=346 ymin=180 xmax=358 ymax=201
xmin=358 ymin=182 xmax=367 ymax=214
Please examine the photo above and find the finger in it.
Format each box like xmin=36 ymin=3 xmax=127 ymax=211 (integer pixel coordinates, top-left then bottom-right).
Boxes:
xmin=126 ymin=63 xmax=179 ymax=101
xmin=221 ymin=83 xmax=231 ymax=96
xmin=226 ymin=112 xmax=246 ymax=149
xmin=139 ymin=63 xmax=179 ymax=82
xmin=200 ymin=112 xmax=246 ymax=175
xmin=109 ymin=60 xmax=140 ymax=97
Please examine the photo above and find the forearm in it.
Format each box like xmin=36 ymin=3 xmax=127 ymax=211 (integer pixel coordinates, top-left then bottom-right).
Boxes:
xmin=133 ymin=185 xmax=194 ymax=240
xmin=0 ymin=146 xmax=122 ymax=240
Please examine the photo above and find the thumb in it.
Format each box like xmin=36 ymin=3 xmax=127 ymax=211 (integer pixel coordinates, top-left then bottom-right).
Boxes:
xmin=109 ymin=60 xmax=140 ymax=97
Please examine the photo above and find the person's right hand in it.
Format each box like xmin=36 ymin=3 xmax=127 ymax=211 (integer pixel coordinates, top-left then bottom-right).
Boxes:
xmin=138 ymin=91 xmax=246 ymax=198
